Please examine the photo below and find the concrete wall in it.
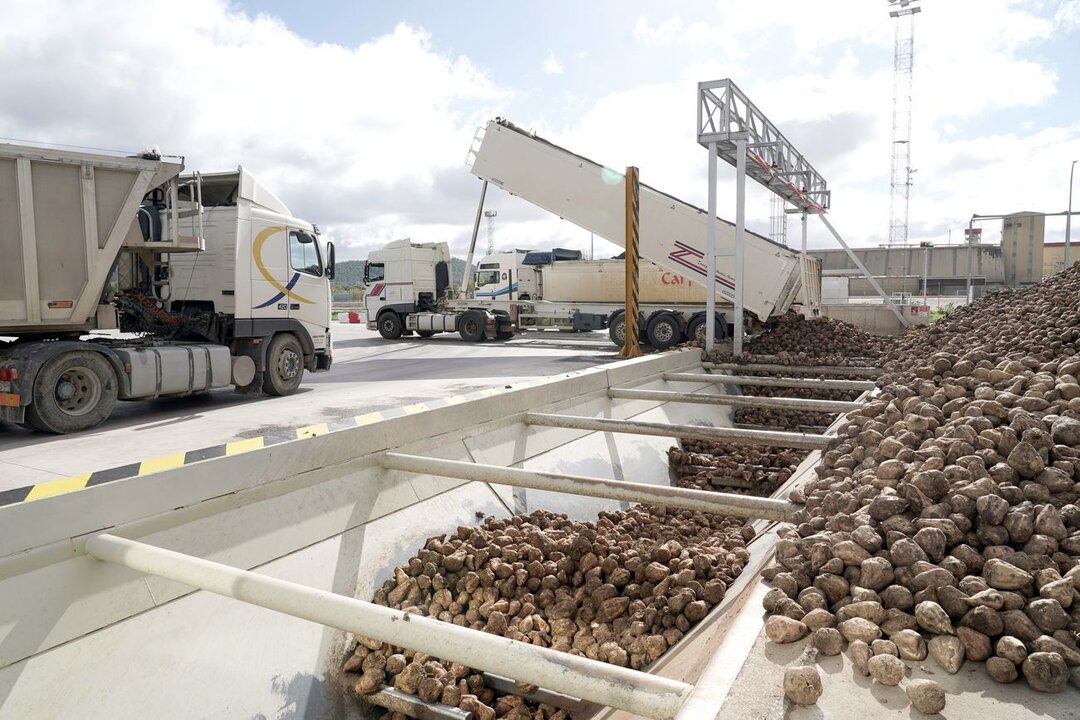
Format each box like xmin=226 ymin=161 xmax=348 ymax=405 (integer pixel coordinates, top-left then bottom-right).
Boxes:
xmin=1042 ymin=242 xmax=1080 ymax=277
xmin=812 ymin=245 xmax=1005 ymax=298
xmin=821 ymin=303 xmax=928 ymax=336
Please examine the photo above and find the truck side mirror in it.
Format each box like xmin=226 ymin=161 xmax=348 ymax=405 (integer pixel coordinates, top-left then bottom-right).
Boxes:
xmin=326 ymin=242 xmax=336 ymax=280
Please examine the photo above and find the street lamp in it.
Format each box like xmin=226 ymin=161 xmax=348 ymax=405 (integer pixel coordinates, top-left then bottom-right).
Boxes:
xmin=1067 ymin=160 xmax=1077 ymax=269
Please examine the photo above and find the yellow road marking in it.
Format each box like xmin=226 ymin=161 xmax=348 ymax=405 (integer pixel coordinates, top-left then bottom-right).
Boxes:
xmin=297 ymin=423 xmax=330 ymax=439
xmin=401 ymin=403 xmax=427 ymax=415
xmin=25 ymin=474 xmax=91 ymax=502
xmin=355 ymin=412 xmax=384 ymax=426
xmin=226 ymin=437 xmax=265 ymax=456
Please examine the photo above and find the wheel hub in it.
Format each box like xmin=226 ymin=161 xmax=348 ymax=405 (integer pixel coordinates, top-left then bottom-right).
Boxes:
xmin=278 ymin=349 xmax=301 ymax=380
xmin=54 ymin=366 xmax=102 ymax=416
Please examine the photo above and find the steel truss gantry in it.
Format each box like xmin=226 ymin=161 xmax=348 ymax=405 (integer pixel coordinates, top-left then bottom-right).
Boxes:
xmin=696 ymin=79 xmax=907 ymax=354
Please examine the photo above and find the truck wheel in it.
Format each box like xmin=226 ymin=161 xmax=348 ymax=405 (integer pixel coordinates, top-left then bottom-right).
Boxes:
xmin=646 ymin=312 xmax=681 ymax=350
xmin=377 ymin=311 xmax=404 ymax=339
xmin=458 ymin=311 xmax=485 ymax=342
xmin=608 ymin=312 xmax=626 ymax=346
xmin=263 ymin=333 xmax=305 ymax=396
xmin=416 ymin=330 xmax=436 ymax=338
xmin=25 ymin=350 xmax=117 ymax=433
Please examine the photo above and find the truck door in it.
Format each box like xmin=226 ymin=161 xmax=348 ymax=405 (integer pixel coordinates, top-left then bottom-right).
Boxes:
xmin=250 ymin=223 xmax=292 ymax=322
xmin=285 ymin=228 xmax=325 ymax=324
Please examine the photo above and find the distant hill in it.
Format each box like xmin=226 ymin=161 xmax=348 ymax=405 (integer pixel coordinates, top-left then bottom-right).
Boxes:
xmin=333 ymin=260 xmax=366 ymax=290
xmin=332 ymin=256 xmax=468 ymax=291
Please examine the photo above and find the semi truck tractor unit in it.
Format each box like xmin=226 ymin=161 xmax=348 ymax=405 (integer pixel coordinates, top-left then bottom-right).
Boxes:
xmin=364 ymin=239 xmax=516 ymax=342
xmin=0 ymin=143 xmax=334 ymax=433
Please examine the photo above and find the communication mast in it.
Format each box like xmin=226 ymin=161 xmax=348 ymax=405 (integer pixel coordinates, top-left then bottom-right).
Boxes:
xmin=887 ymin=0 xmax=921 ymax=247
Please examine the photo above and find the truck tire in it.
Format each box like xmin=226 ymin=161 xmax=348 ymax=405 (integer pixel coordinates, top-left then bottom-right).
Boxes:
xmin=458 ymin=311 xmax=485 ymax=342
xmin=25 ymin=350 xmax=118 ymax=433
xmin=263 ymin=333 xmax=305 ymax=396
xmin=377 ymin=311 xmax=404 ymax=339
xmin=687 ymin=314 xmax=727 ymax=344
xmin=608 ymin=311 xmax=626 ymax=346
xmin=646 ymin=312 xmax=681 ymax=350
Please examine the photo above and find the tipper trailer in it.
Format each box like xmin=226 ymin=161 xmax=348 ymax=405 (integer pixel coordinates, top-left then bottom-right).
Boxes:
xmin=362 ymin=119 xmax=820 ymax=348
xmin=0 ymin=142 xmax=334 ymax=433
xmin=365 ymin=241 xmax=740 ymax=348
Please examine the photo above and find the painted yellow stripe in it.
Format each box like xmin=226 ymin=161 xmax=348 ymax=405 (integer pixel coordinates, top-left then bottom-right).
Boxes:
xmin=226 ymin=437 xmax=265 ymax=456
xmin=296 ymin=423 xmax=330 ymax=439
xmin=401 ymin=403 xmax=427 ymax=415
xmin=354 ymin=412 xmax=384 ymax=426
xmin=444 ymin=395 xmax=469 ymax=405
xmin=139 ymin=453 xmax=187 ymax=475
xmin=24 ymin=473 xmax=91 ymax=502
xmin=479 ymin=388 xmax=503 ymax=397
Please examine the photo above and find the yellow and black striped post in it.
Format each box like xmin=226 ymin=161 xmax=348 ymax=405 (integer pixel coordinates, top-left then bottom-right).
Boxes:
xmin=620 ymin=166 xmax=642 ymax=358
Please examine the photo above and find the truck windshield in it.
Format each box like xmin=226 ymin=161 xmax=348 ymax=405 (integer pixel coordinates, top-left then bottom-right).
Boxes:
xmin=289 ymin=231 xmax=323 ymax=276
xmin=476 ymin=270 xmax=500 ymax=287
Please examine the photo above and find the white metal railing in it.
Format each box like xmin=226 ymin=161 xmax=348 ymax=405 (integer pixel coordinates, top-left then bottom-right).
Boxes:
xmin=85 ymin=533 xmax=690 ymax=720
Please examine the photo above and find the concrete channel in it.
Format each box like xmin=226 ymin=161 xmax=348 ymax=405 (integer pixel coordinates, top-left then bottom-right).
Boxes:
xmin=0 ymin=348 xmax=1069 ymax=719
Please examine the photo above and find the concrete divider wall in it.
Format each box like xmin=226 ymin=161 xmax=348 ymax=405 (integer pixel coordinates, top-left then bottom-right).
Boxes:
xmin=0 ymin=349 xmax=718 ymax=720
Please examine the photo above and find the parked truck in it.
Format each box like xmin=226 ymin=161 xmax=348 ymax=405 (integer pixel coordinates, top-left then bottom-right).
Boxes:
xmin=0 ymin=142 xmax=334 ymax=433
xmin=362 ymin=118 xmax=819 ymax=348
xmin=365 ymin=240 xmax=730 ymax=348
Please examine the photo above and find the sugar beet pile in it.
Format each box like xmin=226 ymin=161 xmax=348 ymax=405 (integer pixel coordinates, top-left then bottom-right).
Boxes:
xmin=761 ymin=267 xmax=1080 ymax=705
xmin=343 ymin=507 xmax=752 ymax=719
xmin=343 ymin=267 xmax=1080 ymax=718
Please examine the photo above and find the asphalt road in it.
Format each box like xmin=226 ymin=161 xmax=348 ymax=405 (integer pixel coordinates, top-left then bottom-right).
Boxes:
xmin=0 ymin=325 xmax=622 ymax=490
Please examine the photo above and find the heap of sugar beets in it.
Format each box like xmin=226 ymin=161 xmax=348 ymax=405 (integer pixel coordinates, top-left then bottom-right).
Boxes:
xmin=343 ymin=506 xmax=753 ymax=719
xmin=702 ymin=314 xmax=882 ymax=432
xmin=669 ymin=440 xmax=809 ymax=496
xmin=764 ymin=266 xmax=1080 ymax=701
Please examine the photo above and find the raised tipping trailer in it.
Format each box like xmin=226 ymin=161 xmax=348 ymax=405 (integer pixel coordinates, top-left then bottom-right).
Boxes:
xmin=466 ymin=119 xmax=820 ymax=323
xmin=0 ymin=353 xmax=1074 ymax=718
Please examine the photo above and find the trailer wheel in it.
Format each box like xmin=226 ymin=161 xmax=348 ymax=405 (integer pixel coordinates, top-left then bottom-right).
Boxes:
xmin=25 ymin=350 xmax=117 ymax=433
xmin=687 ymin=314 xmax=727 ymax=344
xmin=416 ymin=330 xmax=436 ymax=338
xmin=263 ymin=333 xmax=305 ymax=396
xmin=646 ymin=312 xmax=681 ymax=350
xmin=377 ymin=310 xmax=404 ymax=339
xmin=458 ymin=311 xmax=485 ymax=342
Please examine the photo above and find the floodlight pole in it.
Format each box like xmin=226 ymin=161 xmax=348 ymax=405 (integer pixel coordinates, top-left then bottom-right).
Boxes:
xmin=706 ymin=143 xmax=717 ymax=351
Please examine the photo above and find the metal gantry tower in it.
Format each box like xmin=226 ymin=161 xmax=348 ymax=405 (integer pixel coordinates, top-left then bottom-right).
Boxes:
xmin=888 ymin=0 xmax=921 ymax=247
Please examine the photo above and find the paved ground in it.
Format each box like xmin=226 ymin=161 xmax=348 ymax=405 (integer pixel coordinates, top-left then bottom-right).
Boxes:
xmin=0 ymin=325 xmax=622 ymax=490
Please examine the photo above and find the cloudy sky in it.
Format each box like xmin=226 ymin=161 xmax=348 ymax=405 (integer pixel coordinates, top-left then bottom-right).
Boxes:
xmin=2 ymin=0 xmax=1078 ymax=260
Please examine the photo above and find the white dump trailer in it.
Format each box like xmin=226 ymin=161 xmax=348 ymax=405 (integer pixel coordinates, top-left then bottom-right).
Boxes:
xmin=467 ymin=119 xmax=819 ymax=321
xmin=0 ymin=142 xmax=334 ymax=433
xmin=362 ymin=119 xmax=820 ymax=348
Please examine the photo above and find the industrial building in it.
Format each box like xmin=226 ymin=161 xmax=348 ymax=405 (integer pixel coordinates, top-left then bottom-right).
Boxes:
xmin=811 ymin=211 xmax=1066 ymax=301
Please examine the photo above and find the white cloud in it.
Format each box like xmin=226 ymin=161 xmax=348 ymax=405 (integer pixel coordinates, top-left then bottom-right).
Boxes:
xmin=0 ymin=0 xmax=507 ymax=260
xmin=543 ymin=49 xmax=563 ymax=75
xmin=1056 ymin=0 xmax=1080 ymax=28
